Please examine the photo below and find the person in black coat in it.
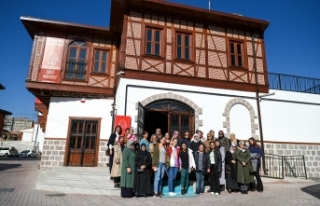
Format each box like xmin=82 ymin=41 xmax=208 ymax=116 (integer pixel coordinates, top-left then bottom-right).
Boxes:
xmin=134 ymin=143 xmax=152 ymax=197
xmin=107 ymin=126 xmax=122 ymax=175
xmin=178 ymin=131 xmax=191 ymax=148
xmin=194 ymin=144 xmax=210 ymax=195
xmin=190 ymin=134 xmax=202 ymax=155
xmin=225 ymin=143 xmax=239 ymax=193
xmin=208 ymin=142 xmax=222 ymax=195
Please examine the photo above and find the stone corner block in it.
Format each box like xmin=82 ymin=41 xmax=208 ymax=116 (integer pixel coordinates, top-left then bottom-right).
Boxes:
xmin=195 ymin=119 xmax=203 ymax=126
xmin=195 ymin=107 xmax=203 ymax=114
xmin=135 ymin=102 xmax=138 ymax=110
xmin=223 ymin=121 xmax=230 ymax=128
xmin=134 ymin=115 xmax=138 ymax=122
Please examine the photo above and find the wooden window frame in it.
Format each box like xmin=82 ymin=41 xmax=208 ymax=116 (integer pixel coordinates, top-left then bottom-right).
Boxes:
xmin=91 ymin=49 xmax=110 ymax=75
xmin=175 ymin=32 xmax=193 ymax=61
xmin=228 ymin=39 xmax=246 ymax=69
xmin=144 ymin=27 xmax=163 ymax=57
xmin=64 ymin=40 xmax=89 ymax=82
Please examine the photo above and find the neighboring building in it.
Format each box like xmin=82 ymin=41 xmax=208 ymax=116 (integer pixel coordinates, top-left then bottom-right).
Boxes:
xmin=3 ymin=116 xmax=34 ymax=132
xmin=21 ymin=0 xmax=320 ymax=178
xmin=19 ymin=123 xmax=45 ymax=153
xmin=0 ymin=84 xmax=12 ymax=134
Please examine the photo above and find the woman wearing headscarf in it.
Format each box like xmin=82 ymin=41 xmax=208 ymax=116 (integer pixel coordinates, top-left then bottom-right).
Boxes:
xmin=134 ymin=143 xmax=152 ymax=197
xmin=108 ymin=126 xmax=122 ymax=176
xmin=215 ymin=139 xmax=226 ymax=192
xmin=120 ymin=140 xmax=136 ymax=198
xmin=111 ymin=135 xmax=126 ymax=188
xmin=248 ymin=137 xmax=263 ymax=192
xmin=190 ymin=133 xmax=202 ymax=156
xmin=217 ymin=130 xmax=230 ymax=154
xmin=225 ymin=143 xmax=239 ymax=193
xmin=236 ymin=141 xmax=254 ymax=195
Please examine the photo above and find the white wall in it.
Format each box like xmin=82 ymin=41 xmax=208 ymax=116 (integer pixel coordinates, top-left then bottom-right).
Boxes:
xmin=20 ymin=124 xmax=45 ymax=152
xmin=45 ymin=97 xmax=113 ymax=140
xmin=116 ymin=78 xmax=320 ymax=143
xmin=21 ymin=129 xmax=33 ymax=142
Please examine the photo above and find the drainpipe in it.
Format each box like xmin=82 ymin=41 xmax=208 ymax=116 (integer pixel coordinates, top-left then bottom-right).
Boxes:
xmin=251 ymin=32 xmax=267 ymax=175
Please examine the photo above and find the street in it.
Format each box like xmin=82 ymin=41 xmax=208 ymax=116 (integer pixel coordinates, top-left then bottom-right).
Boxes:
xmin=0 ymin=160 xmax=319 ymax=206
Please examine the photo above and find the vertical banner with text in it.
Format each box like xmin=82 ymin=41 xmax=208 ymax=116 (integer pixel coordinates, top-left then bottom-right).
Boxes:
xmin=39 ymin=37 xmax=65 ymax=83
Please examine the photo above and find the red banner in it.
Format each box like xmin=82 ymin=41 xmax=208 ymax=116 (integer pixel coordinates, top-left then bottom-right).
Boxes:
xmin=114 ymin=116 xmax=131 ymax=135
xmin=39 ymin=37 xmax=65 ymax=83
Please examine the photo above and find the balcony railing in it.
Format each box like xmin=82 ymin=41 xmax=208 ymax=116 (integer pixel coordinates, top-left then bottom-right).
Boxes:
xmin=64 ymin=61 xmax=87 ymax=81
xmin=268 ymin=72 xmax=320 ymax=94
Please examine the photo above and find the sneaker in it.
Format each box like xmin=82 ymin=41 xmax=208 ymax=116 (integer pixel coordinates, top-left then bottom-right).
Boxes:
xmin=210 ymin=192 xmax=214 ymax=195
xmin=215 ymin=193 xmax=220 ymax=196
xmin=153 ymin=193 xmax=161 ymax=198
xmin=172 ymin=192 xmax=176 ymax=196
xmin=200 ymin=193 xmax=203 ymax=195
xmin=169 ymin=192 xmax=174 ymax=196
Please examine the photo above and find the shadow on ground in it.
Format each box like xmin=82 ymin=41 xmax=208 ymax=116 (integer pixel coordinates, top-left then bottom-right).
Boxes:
xmin=0 ymin=163 xmax=22 ymax=171
xmin=301 ymin=183 xmax=320 ymax=199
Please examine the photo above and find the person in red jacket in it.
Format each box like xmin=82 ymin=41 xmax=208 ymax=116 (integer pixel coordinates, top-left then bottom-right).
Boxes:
xmin=167 ymin=137 xmax=181 ymax=196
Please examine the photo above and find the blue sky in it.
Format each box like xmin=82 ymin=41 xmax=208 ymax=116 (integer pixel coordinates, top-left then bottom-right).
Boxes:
xmin=0 ymin=0 xmax=319 ymax=120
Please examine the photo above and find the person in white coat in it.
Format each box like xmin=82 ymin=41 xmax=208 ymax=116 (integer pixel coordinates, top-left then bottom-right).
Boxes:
xmin=179 ymin=142 xmax=196 ymax=195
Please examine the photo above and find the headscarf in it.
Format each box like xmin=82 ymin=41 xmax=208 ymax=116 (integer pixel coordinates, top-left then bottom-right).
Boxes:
xmin=218 ymin=130 xmax=225 ymax=140
xmin=127 ymin=140 xmax=135 ymax=150
xmin=118 ymin=135 xmax=125 ymax=145
xmin=192 ymin=133 xmax=200 ymax=143
xmin=140 ymin=143 xmax=148 ymax=156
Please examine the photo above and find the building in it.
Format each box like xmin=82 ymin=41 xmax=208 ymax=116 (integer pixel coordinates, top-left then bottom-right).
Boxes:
xmin=21 ymin=0 xmax=320 ymax=178
xmin=19 ymin=123 xmax=45 ymax=153
xmin=0 ymin=84 xmax=12 ymax=135
xmin=3 ymin=116 xmax=34 ymax=132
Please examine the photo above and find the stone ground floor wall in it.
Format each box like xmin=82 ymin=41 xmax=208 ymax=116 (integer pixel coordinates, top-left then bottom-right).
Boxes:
xmin=263 ymin=142 xmax=320 ymax=179
xmin=40 ymin=139 xmax=109 ymax=168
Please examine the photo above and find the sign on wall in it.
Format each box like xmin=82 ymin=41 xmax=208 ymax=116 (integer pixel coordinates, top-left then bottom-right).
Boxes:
xmin=39 ymin=37 xmax=65 ymax=83
xmin=114 ymin=116 xmax=131 ymax=135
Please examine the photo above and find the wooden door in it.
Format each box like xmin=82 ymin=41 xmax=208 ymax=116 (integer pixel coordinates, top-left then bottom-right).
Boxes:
xmin=67 ymin=120 xmax=99 ymax=167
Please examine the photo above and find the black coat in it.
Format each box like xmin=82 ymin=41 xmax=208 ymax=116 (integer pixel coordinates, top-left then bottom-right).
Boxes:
xmin=133 ymin=151 xmax=152 ymax=194
xmin=107 ymin=132 xmax=117 ymax=155
xmin=190 ymin=141 xmax=202 ymax=154
xmin=207 ymin=149 xmax=222 ymax=171
xmin=194 ymin=151 xmax=210 ymax=174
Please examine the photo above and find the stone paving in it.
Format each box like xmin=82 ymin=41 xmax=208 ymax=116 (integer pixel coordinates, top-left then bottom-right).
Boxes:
xmin=0 ymin=160 xmax=319 ymax=206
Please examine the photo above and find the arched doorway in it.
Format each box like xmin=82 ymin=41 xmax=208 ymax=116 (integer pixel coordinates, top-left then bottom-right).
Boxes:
xmin=140 ymin=99 xmax=195 ymax=139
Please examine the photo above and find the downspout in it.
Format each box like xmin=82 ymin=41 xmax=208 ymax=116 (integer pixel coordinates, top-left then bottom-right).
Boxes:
xmin=27 ymin=35 xmax=37 ymax=81
xmin=251 ymin=32 xmax=267 ymax=175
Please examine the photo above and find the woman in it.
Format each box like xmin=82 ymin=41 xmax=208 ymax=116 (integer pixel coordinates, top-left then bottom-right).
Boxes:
xmin=229 ymin=133 xmax=240 ymax=146
xmin=134 ymin=143 xmax=152 ymax=197
xmin=204 ymin=132 xmax=214 ymax=153
xmin=166 ymin=138 xmax=180 ymax=196
xmin=155 ymin=128 xmax=162 ymax=140
xmin=225 ymin=143 xmax=239 ymax=193
xmin=127 ymin=127 xmax=137 ymax=142
xmin=217 ymin=130 xmax=230 ymax=154
xmin=179 ymin=142 xmax=195 ymax=195
xmin=215 ymin=140 xmax=226 ymax=192
xmin=120 ymin=140 xmax=136 ymax=198
xmin=108 ymin=126 xmax=122 ymax=175
xmin=152 ymin=136 xmax=167 ymax=197
xmin=194 ymin=144 xmax=210 ymax=196
xmin=149 ymin=134 xmax=158 ymax=158
xmin=236 ymin=141 xmax=254 ymax=195
xmin=208 ymin=142 xmax=222 ymax=195
xmin=111 ymin=135 xmax=125 ymax=188
xmin=178 ymin=131 xmax=191 ymax=148
xmin=190 ymin=133 xmax=202 ymax=156
xmin=165 ymin=132 xmax=171 ymax=147
xmin=248 ymin=137 xmax=263 ymax=192
xmin=140 ymin=131 xmax=149 ymax=151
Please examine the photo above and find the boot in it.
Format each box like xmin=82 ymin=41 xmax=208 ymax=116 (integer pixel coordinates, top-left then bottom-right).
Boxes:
xmin=181 ymin=188 xmax=185 ymax=195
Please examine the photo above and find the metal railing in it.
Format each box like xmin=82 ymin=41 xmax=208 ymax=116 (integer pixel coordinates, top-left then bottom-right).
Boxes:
xmin=64 ymin=61 xmax=87 ymax=81
xmin=261 ymin=154 xmax=307 ymax=179
xmin=268 ymin=72 xmax=320 ymax=94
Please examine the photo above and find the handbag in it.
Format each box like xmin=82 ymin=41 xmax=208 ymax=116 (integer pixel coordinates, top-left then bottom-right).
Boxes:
xmin=137 ymin=168 xmax=143 ymax=173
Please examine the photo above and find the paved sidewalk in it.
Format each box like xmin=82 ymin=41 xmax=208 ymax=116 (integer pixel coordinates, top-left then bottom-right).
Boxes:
xmin=0 ymin=160 xmax=319 ymax=206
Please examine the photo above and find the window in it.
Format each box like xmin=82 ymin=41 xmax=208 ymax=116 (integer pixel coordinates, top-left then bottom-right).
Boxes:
xmin=65 ymin=41 xmax=88 ymax=80
xmin=93 ymin=50 xmax=108 ymax=73
xmin=230 ymin=41 xmax=243 ymax=67
xmin=146 ymin=28 xmax=161 ymax=56
xmin=176 ymin=33 xmax=191 ymax=60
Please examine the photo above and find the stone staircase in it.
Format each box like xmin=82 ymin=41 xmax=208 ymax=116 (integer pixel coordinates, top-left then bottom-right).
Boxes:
xmin=36 ymin=167 xmax=120 ymax=196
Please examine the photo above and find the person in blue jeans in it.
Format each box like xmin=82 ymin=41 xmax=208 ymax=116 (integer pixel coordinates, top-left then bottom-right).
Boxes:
xmin=194 ymin=144 xmax=210 ymax=196
xmin=152 ymin=136 xmax=167 ymax=197
xmin=166 ymin=137 xmax=181 ymax=196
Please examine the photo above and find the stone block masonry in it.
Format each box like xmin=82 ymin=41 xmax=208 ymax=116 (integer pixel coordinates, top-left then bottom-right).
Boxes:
xmin=263 ymin=142 xmax=320 ymax=179
xmin=40 ymin=139 xmax=109 ymax=168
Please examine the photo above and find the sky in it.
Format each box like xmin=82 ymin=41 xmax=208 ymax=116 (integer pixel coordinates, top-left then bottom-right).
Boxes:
xmin=0 ymin=0 xmax=319 ymax=120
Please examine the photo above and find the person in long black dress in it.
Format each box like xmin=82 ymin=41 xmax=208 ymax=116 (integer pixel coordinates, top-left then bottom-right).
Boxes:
xmin=134 ymin=143 xmax=152 ymax=197
xmin=108 ymin=126 xmax=122 ymax=176
xmin=225 ymin=143 xmax=239 ymax=193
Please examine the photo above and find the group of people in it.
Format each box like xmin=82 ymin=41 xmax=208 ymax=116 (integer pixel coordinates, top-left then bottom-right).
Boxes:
xmin=107 ymin=126 xmax=263 ymax=198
